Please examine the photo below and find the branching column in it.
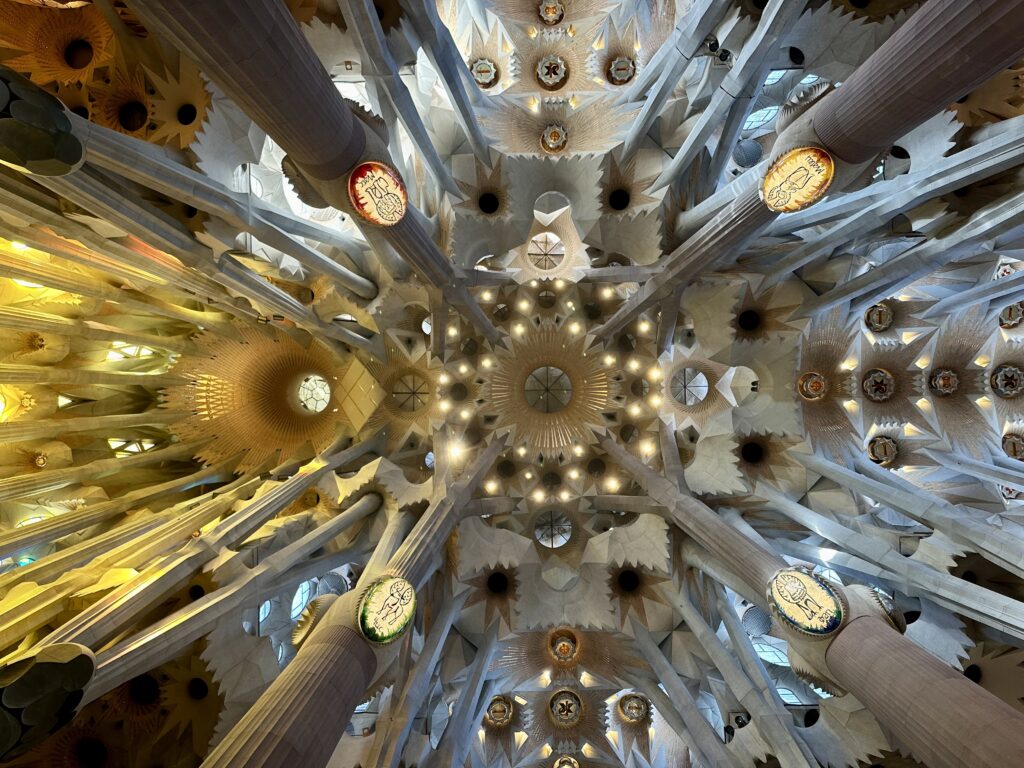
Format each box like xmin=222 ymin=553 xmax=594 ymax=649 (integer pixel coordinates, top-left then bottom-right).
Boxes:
xmin=600 ymin=436 xmax=1024 ymax=768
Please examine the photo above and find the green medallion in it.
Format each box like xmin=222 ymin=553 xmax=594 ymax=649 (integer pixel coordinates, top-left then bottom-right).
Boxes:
xmin=357 ymin=576 xmax=416 ymax=644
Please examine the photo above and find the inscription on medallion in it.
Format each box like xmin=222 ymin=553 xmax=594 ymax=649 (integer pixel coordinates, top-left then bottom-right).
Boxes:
xmin=348 ymin=161 xmax=408 ymax=226
xmin=768 ymin=568 xmax=843 ymax=636
xmin=357 ymin=576 xmax=416 ymax=644
xmin=762 ymin=147 xmax=835 ymax=213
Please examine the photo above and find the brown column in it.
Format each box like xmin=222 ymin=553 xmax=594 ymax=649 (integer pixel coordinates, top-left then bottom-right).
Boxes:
xmin=127 ymin=0 xmax=364 ymax=180
xmin=815 ymin=0 xmax=1024 ymax=163
xmin=826 ymin=616 xmax=1024 ymax=768
xmin=201 ymin=624 xmax=377 ymax=768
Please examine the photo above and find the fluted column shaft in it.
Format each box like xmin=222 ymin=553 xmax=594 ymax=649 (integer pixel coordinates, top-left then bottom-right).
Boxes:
xmin=126 ymin=0 xmax=364 ymax=180
xmin=202 ymin=624 xmax=377 ymax=768
xmin=606 ymin=436 xmax=1024 ymax=765
xmin=827 ymin=617 xmax=1024 ymax=768
xmin=814 ymin=0 xmax=1024 ymax=163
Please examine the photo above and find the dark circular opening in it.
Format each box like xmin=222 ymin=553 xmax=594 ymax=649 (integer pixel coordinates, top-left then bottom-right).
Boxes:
xmin=584 ymin=302 xmax=602 ymax=320
xmin=373 ymin=2 xmax=386 ymax=20
xmin=963 ymin=664 xmax=982 ymax=684
xmin=70 ymin=105 xmax=90 ymax=119
xmin=464 ymin=427 xmax=483 ymax=446
xmin=449 ymin=382 xmax=469 ymax=402
xmin=497 ymin=459 xmax=517 ymax=478
xmin=890 ymin=145 xmax=910 ymax=160
xmin=183 ymin=205 xmax=198 ymax=219
xmin=962 ymin=570 xmax=977 ymax=583
xmin=75 ymin=737 xmax=108 ymax=768
xmin=956 ymin=94 xmax=970 ymax=104
xmin=752 ymin=0 xmax=769 ymax=8
xmin=478 ymin=192 xmax=499 ymax=214
xmin=608 ymin=189 xmax=630 ymax=211
xmin=129 ymin=674 xmax=161 ymax=705
xmin=903 ymin=609 xmax=921 ymax=625
xmin=187 ymin=677 xmax=210 ymax=700
xmin=188 ymin=584 xmax=206 ymax=601
xmin=538 ymin=290 xmax=557 ymax=309
xmin=587 ymin=458 xmax=606 ymax=476
xmin=64 ymin=39 xmax=94 ymax=70
xmin=118 ymin=101 xmax=148 ymax=132
xmin=487 ymin=572 xmax=509 ymax=594
xmin=461 ymin=338 xmax=479 ymax=356
xmin=953 ymin=186 xmax=970 ymax=198
xmin=803 ymin=709 xmax=819 ymax=727
xmin=788 ymin=47 xmax=805 ymax=66
xmin=850 ymin=0 xmax=870 ymax=7
xmin=617 ymin=570 xmax=641 ymax=592
xmin=176 ymin=103 xmax=198 ymax=126
xmin=737 ymin=309 xmax=762 ymax=331
xmin=718 ymin=50 xmax=731 ymax=63
xmin=493 ymin=303 xmax=511 ymax=321
xmin=542 ymin=471 xmax=562 ymax=489
xmin=741 ymin=442 xmax=765 ymax=464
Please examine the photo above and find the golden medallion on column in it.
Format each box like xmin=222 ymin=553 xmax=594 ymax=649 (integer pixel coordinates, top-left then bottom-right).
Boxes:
xmin=348 ymin=161 xmax=408 ymax=226
xmin=357 ymin=575 xmax=416 ymax=644
xmin=762 ymin=147 xmax=834 ymax=213
xmin=767 ymin=568 xmax=845 ymax=637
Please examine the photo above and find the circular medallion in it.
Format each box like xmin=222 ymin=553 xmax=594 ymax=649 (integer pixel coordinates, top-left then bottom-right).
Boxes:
xmin=767 ymin=568 xmax=844 ymax=637
xmin=762 ymin=146 xmax=835 ymax=213
xmin=538 ymin=0 xmax=565 ymax=25
xmin=549 ymin=628 xmax=579 ymax=664
xmin=297 ymin=374 xmax=331 ymax=413
xmin=607 ymin=56 xmax=636 ymax=85
xmin=1003 ymin=433 xmax=1024 ymax=460
xmin=929 ymin=368 xmax=959 ymax=396
xmin=618 ymin=693 xmax=650 ymax=723
xmin=549 ymin=689 xmax=582 ymax=727
xmin=797 ymin=371 xmax=828 ymax=401
xmin=536 ymin=54 xmax=569 ymax=90
xmin=862 ymin=368 xmax=896 ymax=402
xmin=991 ymin=364 xmax=1024 ymax=399
xmin=470 ymin=58 xmax=499 ymax=88
xmin=553 ymin=758 xmax=579 ymax=768
xmin=864 ymin=302 xmax=894 ymax=332
xmin=484 ymin=695 xmax=514 ymax=727
xmin=999 ymin=302 xmax=1024 ymax=330
xmin=347 ymin=161 xmax=407 ymax=226
xmin=867 ymin=435 xmax=898 ymax=466
xmin=541 ymin=123 xmax=569 ymax=153
xmin=357 ymin=576 xmax=416 ymax=644
xmin=525 ymin=366 xmax=573 ymax=412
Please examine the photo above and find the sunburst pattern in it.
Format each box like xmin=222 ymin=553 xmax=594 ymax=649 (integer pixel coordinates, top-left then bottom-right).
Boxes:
xmin=486 ymin=323 xmax=611 ymax=451
xmin=164 ymin=322 xmax=353 ymax=470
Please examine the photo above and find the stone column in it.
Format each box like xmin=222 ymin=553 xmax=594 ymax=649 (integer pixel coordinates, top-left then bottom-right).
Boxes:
xmin=202 ymin=623 xmax=377 ymax=767
xmin=827 ymin=616 xmax=1024 ymax=768
xmin=814 ymin=0 xmax=1024 ymax=164
xmin=127 ymin=0 xmax=501 ymax=344
xmin=127 ymin=0 xmax=363 ymax=181
xmin=601 ymin=437 xmax=1024 ymax=767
